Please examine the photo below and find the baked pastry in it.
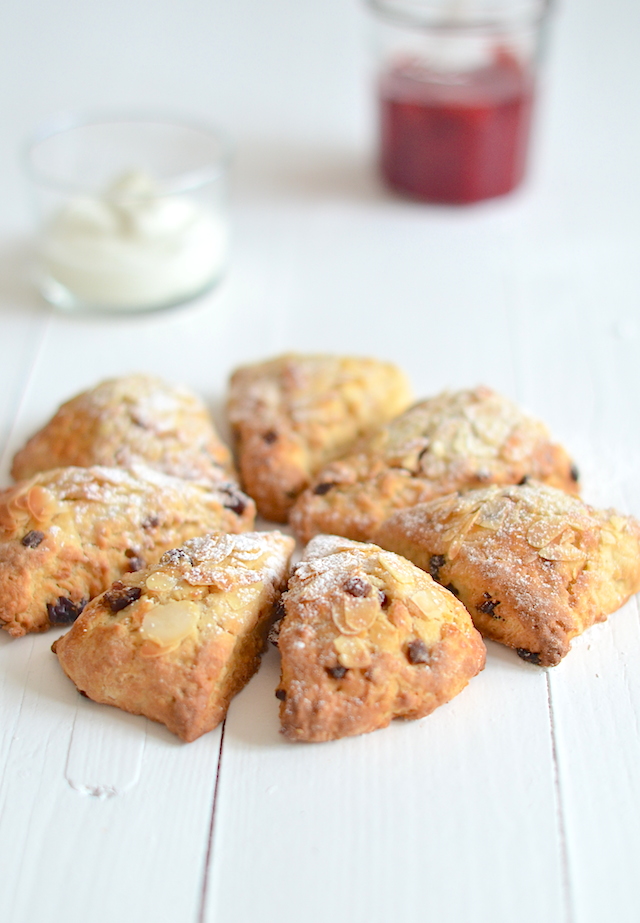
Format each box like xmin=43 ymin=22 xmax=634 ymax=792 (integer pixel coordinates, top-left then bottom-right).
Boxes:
xmin=53 ymin=531 xmax=294 ymax=742
xmin=0 ymin=465 xmax=255 ymax=637
xmin=11 ymin=374 xmax=235 ymax=484
xmin=227 ymin=353 xmax=412 ymax=522
xmin=275 ymin=535 xmax=485 ymax=742
xmin=290 ymin=386 xmax=579 ymax=544
xmin=375 ymin=482 xmax=640 ymax=666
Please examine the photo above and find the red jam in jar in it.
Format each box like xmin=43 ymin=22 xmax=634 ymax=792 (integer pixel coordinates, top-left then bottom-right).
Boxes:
xmin=379 ymin=52 xmax=534 ymax=204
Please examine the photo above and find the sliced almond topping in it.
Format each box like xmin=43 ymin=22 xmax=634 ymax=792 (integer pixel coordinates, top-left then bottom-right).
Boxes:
xmin=232 ymin=545 xmax=266 ymax=563
xmin=333 ymin=635 xmax=371 ymax=669
xmin=332 ymin=595 xmax=379 ymax=635
xmin=387 ymin=599 xmax=412 ymax=633
xmin=24 ymin=486 xmax=56 ymax=522
xmin=369 ymin=619 xmax=400 ymax=653
xmin=475 ymin=496 xmax=511 ymax=531
xmin=413 ymin=619 xmax=442 ymax=647
xmin=537 ymin=543 xmax=587 ymax=563
xmin=140 ymin=600 xmax=200 ymax=648
xmin=191 ymin=534 xmax=234 ymax=567
xmin=407 ymin=588 xmax=441 ymax=620
xmin=145 ymin=572 xmax=177 ymax=593
xmin=527 ymin=518 xmax=568 ymax=549
xmin=444 ymin=509 xmax=481 ymax=560
xmin=378 ymin=552 xmax=415 ymax=589
xmin=226 ymin=585 xmax=261 ymax=611
xmin=10 ymin=485 xmax=56 ymax=524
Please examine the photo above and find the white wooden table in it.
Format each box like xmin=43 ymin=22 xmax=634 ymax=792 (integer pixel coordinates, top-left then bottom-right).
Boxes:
xmin=1 ymin=1 xmax=639 ymax=921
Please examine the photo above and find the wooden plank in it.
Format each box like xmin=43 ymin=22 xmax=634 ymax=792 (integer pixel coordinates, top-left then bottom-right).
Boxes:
xmin=510 ymin=237 xmax=640 ymax=923
xmin=205 ymin=645 xmax=564 ymax=923
xmin=0 ymin=631 xmax=221 ymax=923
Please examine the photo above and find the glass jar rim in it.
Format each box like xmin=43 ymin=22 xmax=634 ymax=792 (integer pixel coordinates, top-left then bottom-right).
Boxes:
xmin=23 ymin=109 xmax=232 ymax=198
xmin=366 ymin=0 xmax=552 ymax=29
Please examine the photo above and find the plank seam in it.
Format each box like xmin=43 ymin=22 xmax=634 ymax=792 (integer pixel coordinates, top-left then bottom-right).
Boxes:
xmin=0 ymin=636 xmax=37 ymax=803
xmin=546 ymin=673 xmax=575 ymax=923
xmin=197 ymin=718 xmax=226 ymax=923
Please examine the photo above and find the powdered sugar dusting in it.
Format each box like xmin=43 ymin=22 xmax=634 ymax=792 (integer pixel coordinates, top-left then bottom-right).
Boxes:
xmin=160 ymin=531 xmax=294 ymax=589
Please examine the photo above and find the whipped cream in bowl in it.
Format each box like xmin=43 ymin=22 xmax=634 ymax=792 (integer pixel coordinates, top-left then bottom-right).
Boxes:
xmin=24 ymin=114 xmax=231 ymax=313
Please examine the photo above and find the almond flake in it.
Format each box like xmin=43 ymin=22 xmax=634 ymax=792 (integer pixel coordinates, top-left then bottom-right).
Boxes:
xmin=387 ymin=600 xmax=412 ymax=632
xmin=145 ymin=572 xmax=177 ymax=593
xmin=140 ymin=600 xmax=200 ymax=648
xmin=475 ymin=496 xmax=511 ymax=531
xmin=527 ymin=518 xmax=568 ymax=549
xmin=444 ymin=508 xmax=481 ymax=559
xmin=333 ymin=635 xmax=371 ymax=669
xmin=379 ymin=552 xmax=415 ymax=588
xmin=407 ymin=588 xmax=440 ymax=619
xmin=226 ymin=585 xmax=260 ymax=611
xmin=332 ymin=595 xmax=379 ymax=635
xmin=537 ymin=543 xmax=587 ymax=563
xmin=369 ymin=619 xmax=400 ymax=653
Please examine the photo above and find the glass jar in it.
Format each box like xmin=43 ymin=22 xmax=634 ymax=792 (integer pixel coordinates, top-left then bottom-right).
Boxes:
xmin=24 ymin=112 xmax=232 ymax=313
xmin=367 ymin=0 xmax=551 ymax=204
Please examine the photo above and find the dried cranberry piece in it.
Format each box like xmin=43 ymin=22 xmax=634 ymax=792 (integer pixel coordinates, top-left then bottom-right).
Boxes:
xmin=104 ymin=585 xmax=142 ymax=613
xmin=407 ymin=639 xmax=430 ymax=664
xmin=476 ymin=593 xmax=501 ymax=617
xmin=429 ymin=554 xmax=446 ymax=580
xmin=275 ymin=688 xmax=286 ymax=701
xmin=517 ymin=648 xmax=542 ymax=665
xmin=313 ymin=482 xmax=335 ymax=496
xmin=263 ymin=430 xmax=278 ymax=444
xmin=47 ymin=597 xmax=87 ymax=625
xmin=343 ymin=576 xmax=371 ymax=597
xmin=21 ymin=530 xmax=45 ymax=548
xmin=327 ymin=665 xmax=347 ymax=679
xmin=160 ymin=548 xmax=192 ymax=566
xmin=219 ymin=485 xmax=247 ymax=516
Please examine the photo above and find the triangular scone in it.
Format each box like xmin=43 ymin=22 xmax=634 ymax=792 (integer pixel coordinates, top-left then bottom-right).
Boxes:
xmin=53 ymin=531 xmax=294 ymax=742
xmin=375 ymin=483 xmax=640 ymax=667
xmin=227 ymin=353 xmax=412 ymax=522
xmin=0 ymin=465 xmax=255 ymax=636
xmin=276 ymin=535 xmax=486 ymax=742
xmin=12 ymin=374 xmax=236 ymax=484
xmin=290 ymin=386 xmax=578 ymax=544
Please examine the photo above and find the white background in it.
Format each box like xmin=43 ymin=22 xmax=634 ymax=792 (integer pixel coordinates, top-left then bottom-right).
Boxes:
xmin=1 ymin=1 xmax=639 ymax=921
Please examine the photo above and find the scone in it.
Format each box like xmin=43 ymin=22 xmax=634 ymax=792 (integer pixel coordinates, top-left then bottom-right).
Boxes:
xmin=375 ymin=483 xmax=640 ymax=667
xmin=53 ymin=531 xmax=294 ymax=742
xmin=275 ymin=535 xmax=486 ymax=742
xmin=291 ymin=386 xmax=579 ymax=543
xmin=11 ymin=374 xmax=235 ymax=483
xmin=227 ymin=353 xmax=412 ymax=522
xmin=0 ymin=465 xmax=255 ymax=637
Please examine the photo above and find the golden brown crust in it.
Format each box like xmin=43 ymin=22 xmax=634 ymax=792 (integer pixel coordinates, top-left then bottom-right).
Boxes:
xmin=290 ymin=387 xmax=579 ymax=544
xmin=53 ymin=531 xmax=295 ymax=742
xmin=11 ymin=374 xmax=235 ymax=483
xmin=227 ymin=353 xmax=412 ymax=522
xmin=375 ymin=483 xmax=640 ymax=666
xmin=276 ymin=535 xmax=485 ymax=742
xmin=0 ymin=465 xmax=255 ymax=637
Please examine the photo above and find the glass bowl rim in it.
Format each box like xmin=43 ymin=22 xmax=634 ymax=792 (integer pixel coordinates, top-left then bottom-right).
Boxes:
xmin=22 ymin=109 xmax=233 ymax=198
xmin=366 ymin=0 xmax=552 ymax=30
